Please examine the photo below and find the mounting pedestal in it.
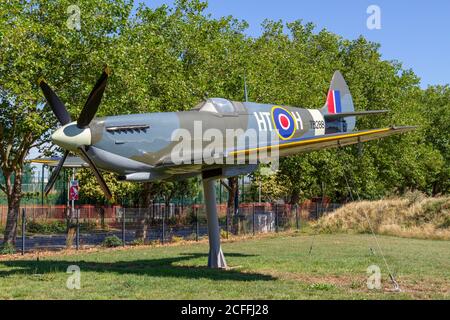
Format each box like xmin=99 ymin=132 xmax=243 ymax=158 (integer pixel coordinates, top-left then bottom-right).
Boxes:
xmin=203 ymin=178 xmax=227 ymax=269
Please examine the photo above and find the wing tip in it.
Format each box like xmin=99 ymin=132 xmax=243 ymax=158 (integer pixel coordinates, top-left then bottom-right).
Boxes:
xmin=389 ymin=125 xmax=417 ymax=131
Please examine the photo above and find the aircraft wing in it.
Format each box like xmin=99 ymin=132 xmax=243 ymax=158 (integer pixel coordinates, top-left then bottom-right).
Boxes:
xmin=152 ymin=126 xmax=415 ymax=180
xmin=230 ymin=126 xmax=416 ymax=158
xmin=30 ymin=156 xmax=88 ymax=168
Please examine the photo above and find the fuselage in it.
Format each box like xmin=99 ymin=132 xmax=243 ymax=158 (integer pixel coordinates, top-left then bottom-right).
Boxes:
xmin=50 ymin=98 xmax=351 ymax=180
xmin=90 ymin=100 xmax=329 ymax=170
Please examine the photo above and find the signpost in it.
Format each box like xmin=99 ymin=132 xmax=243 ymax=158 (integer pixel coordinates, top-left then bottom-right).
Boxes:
xmin=68 ymin=169 xmax=79 ymax=249
xmin=69 ymin=179 xmax=79 ymax=202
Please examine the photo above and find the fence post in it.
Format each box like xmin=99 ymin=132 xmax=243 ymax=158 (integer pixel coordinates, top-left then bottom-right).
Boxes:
xmin=76 ymin=209 xmax=79 ymax=250
xmin=316 ymin=202 xmax=319 ymax=219
xmin=21 ymin=208 xmax=26 ymax=255
xmin=225 ymin=207 xmax=229 ymax=239
xmin=195 ymin=204 xmax=199 ymax=242
xmin=122 ymin=207 xmax=126 ymax=246
xmin=252 ymin=204 xmax=255 ymax=236
xmin=161 ymin=205 xmax=165 ymax=244
xmin=275 ymin=204 xmax=278 ymax=233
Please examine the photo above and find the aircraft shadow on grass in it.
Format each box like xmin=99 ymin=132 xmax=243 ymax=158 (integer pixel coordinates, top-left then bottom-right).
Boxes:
xmin=0 ymin=252 xmax=276 ymax=282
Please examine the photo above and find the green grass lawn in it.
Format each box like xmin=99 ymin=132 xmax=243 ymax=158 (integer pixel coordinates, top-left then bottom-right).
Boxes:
xmin=0 ymin=232 xmax=449 ymax=299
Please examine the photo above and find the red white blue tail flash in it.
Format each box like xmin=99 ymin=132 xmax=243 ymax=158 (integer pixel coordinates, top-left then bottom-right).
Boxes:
xmin=327 ymin=90 xmax=342 ymax=114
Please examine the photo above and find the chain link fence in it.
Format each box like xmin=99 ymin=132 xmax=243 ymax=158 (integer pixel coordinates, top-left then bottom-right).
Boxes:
xmin=1 ymin=202 xmax=342 ymax=253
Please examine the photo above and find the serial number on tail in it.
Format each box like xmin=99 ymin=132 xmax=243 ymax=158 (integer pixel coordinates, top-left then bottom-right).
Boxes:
xmin=310 ymin=120 xmax=325 ymax=130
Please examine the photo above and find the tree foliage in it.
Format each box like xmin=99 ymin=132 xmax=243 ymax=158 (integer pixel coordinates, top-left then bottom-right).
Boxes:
xmin=0 ymin=0 xmax=133 ymax=242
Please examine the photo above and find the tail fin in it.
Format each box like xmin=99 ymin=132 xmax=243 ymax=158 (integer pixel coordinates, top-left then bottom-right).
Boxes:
xmin=321 ymin=71 xmax=390 ymax=134
xmin=321 ymin=71 xmax=356 ymax=133
xmin=321 ymin=71 xmax=354 ymax=115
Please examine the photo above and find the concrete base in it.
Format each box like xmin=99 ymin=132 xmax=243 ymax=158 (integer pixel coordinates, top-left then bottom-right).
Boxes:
xmin=203 ymin=178 xmax=228 ymax=269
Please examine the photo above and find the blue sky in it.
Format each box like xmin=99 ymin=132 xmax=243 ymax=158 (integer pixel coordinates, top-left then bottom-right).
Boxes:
xmin=142 ymin=0 xmax=450 ymax=88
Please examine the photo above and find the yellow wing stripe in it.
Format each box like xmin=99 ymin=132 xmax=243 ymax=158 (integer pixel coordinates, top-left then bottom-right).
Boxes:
xmin=230 ymin=128 xmax=391 ymax=156
xmin=27 ymin=159 xmax=59 ymax=164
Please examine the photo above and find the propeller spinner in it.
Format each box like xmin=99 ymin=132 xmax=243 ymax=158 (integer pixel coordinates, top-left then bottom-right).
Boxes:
xmin=38 ymin=67 xmax=113 ymax=201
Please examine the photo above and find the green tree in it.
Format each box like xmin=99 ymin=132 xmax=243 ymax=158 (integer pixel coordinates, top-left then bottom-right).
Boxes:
xmin=419 ymin=86 xmax=450 ymax=195
xmin=0 ymin=0 xmax=133 ymax=244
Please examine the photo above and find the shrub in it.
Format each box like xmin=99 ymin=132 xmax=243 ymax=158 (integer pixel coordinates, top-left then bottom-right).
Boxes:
xmin=130 ymin=238 xmax=145 ymax=246
xmin=171 ymin=235 xmax=184 ymax=243
xmin=185 ymin=232 xmax=197 ymax=241
xmin=314 ymin=196 xmax=450 ymax=240
xmin=167 ymin=216 xmax=179 ymax=226
xmin=186 ymin=209 xmax=197 ymax=225
xmin=26 ymin=220 xmax=66 ymax=234
xmin=148 ymin=240 xmax=159 ymax=246
xmin=220 ymin=229 xmax=229 ymax=239
xmin=405 ymin=190 xmax=427 ymax=205
xmin=101 ymin=235 xmax=123 ymax=247
xmin=0 ymin=242 xmax=16 ymax=255
xmin=79 ymin=221 xmax=100 ymax=232
xmin=439 ymin=216 xmax=450 ymax=229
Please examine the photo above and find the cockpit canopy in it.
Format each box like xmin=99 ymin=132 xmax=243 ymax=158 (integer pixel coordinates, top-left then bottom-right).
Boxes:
xmin=193 ymin=98 xmax=236 ymax=114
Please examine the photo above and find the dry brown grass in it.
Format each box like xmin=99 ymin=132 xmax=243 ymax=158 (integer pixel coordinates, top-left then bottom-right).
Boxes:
xmin=314 ymin=193 xmax=450 ymax=240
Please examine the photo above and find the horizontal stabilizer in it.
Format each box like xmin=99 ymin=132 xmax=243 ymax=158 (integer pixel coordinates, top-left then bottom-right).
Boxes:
xmin=324 ymin=110 xmax=389 ymax=120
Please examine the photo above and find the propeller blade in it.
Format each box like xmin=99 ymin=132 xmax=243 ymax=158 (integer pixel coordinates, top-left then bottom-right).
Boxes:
xmin=77 ymin=66 xmax=111 ymax=128
xmin=38 ymin=79 xmax=72 ymax=126
xmin=77 ymin=146 xmax=113 ymax=201
xmin=44 ymin=151 xmax=69 ymax=196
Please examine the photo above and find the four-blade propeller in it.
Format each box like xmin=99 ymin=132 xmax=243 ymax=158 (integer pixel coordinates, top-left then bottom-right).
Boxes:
xmin=39 ymin=67 xmax=113 ymax=201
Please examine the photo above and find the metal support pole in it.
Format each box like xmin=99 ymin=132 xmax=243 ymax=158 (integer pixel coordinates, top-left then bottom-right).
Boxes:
xmin=203 ymin=178 xmax=227 ymax=269
xmin=234 ymin=185 xmax=239 ymax=216
xmin=41 ymin=165 xmax=45 ymax=208
xmin=71 ymin=168 xmax=75 ymax=221
xmin=122 ymin=208 xmax=126 ymax=246
xmin=21 ymin=208 xmax=26 ymax=255
xmin=66 ymin=169 xmax=69 ymax=217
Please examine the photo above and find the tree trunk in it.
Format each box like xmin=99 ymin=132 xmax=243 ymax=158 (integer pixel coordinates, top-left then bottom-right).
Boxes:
xmin=134 ymin=182 xmax=154 ymax=241
xmin=289 ymin=192 xmax=300 ymax=205
xmin=227 ymin=177 xmax=238 ymax=234
xmin=66 ymin=206 xmax=77 ymax=248
xmin=3 ymin=201 xmax=20 ymax=245
xmin=3 ymin=171 xmax=23 ymax=245
xmin=96 ymin=206 xmax=105 ymax=229
xmin=227 ymin=177 xmax=238 ymax=213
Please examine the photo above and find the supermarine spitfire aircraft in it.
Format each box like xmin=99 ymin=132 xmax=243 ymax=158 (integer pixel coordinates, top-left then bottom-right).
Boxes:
xmin=38 ymin=67 xmax=414 ymax=268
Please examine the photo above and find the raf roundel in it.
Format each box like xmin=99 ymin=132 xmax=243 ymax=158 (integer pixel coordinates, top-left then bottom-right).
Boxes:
xmin=271 ymin=106 xmax=296 ymax=140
